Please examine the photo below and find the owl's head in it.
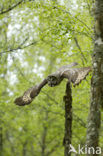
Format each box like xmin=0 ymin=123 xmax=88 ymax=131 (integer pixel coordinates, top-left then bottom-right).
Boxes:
xmin=47 ymin=75 xmax=63 ymax=87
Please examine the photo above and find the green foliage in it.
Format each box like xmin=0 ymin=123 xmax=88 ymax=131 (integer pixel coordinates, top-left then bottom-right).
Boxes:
xmin=1 ymin=0 xmax=101 ymax=156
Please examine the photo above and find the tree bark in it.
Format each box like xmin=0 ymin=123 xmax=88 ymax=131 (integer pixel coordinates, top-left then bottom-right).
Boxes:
xmin=0 ymin=127 xmax=3 ymax=156
xmin=86 ymin=0 xmax=103 ymax=155
xmin=63 ymin=82 xmax=72 ymax=156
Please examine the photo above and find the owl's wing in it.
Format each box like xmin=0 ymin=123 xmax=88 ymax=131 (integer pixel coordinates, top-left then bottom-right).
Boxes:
xmin=14 ymin=63 xmax=91 ymax=106
xmin=62 ymin=67 xmax=91 ymax=86
xmin=58 ymin=62 xmax=78 ymax=72
xmin=14 ymin=79 xmax=47 ymax=106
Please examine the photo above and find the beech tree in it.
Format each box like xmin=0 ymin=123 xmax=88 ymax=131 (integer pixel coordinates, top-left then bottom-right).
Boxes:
xmin=86 ymin=0 xmax=103 ymax=155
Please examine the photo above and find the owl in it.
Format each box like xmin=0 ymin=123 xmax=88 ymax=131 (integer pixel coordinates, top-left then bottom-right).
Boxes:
xmin=14 ymin=62 xmax=91 ymax=106
xmin=47 ymin=62 xmax=78 ymax=87
xmin=47 ymin=62 xmax=91 ymax=87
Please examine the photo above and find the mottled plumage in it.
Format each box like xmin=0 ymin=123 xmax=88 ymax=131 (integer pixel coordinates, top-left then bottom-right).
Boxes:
xmin=47 ymin=62 xmax=78 ymax=87
xmin=62 ymin=67 xmax=91 ymax=86
xmin=14 ymin=79 xmax=47 ymax=106
xmin=14 ymin=62 xmax=91 ymax=106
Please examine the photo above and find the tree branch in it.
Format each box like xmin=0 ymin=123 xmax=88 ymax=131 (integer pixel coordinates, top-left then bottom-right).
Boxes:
xmin=63 ymin=82 xmax=72 ymax=156
xmin=74 ymin=37 xmax=87 ymax=65
xmin=53 ymin=6 xmax=91 ymax=31
xmin=0 ymin=40 xmax=39 ymax=56
xmin=0 ymin=1 xmax=24 ymax=15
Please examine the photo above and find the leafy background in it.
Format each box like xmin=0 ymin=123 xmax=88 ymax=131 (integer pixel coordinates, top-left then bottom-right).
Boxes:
xmin=0 ymin=0 xmax=102 ymax=155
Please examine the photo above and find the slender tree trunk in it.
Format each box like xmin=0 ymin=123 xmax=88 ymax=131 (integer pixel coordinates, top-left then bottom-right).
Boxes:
xmin=0 ymin=127 xmax=3 ymax=156
xmin=63 ymin=82 xmax=72 ymax=156
xmin=86 ymin=0 xmax=103 ymax=155
xmin=41 ymin=111 xmax=48 ymax=156
xmin=22 ymin=141 xmax=27 ymax=156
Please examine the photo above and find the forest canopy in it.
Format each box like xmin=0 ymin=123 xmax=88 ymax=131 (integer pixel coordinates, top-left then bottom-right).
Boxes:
xmin=0 ymin=0 xmax=103 ymax=156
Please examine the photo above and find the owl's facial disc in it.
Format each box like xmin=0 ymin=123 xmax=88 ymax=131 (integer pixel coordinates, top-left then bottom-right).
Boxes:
xmin=47 ymin=76 xmax=58 ymax=87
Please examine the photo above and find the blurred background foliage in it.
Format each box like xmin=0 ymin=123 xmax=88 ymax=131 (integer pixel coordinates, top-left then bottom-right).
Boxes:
xmin=1 ymin=0 xmax=102 ymax=156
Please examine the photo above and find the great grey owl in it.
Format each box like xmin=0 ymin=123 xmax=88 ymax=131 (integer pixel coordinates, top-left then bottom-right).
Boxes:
xmin=14 ymin=62 xmax=91 ymax=106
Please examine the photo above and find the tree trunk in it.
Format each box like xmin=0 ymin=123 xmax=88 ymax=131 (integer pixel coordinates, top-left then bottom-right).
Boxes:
xmin=0 ymin=127 xmax=3 ymax=156
xmin=22 ymin=141 xmax=27 ymax=156
xmin=86 ymin=0 xmax=103 ymax=155
xmin=63 ymin=82 xmax=72 ymax=156
xmin=41 ymin=111 xmax=48 ymax=156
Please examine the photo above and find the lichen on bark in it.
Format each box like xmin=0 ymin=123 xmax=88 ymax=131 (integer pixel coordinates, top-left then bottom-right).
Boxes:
xmin=86 ymin=0 xmax=103 ymax=155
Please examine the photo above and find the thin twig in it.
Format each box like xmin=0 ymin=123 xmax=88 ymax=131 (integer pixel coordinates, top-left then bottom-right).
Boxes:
xmin=0 ymin=0 xmax=24 ymax=15
xmin=0 ymin=41 xmax=38 ymax=55
xmin=53 ymin=6 xmax=91 ymax=31
xmin=74 ymin=37 xmax=87 ymax=65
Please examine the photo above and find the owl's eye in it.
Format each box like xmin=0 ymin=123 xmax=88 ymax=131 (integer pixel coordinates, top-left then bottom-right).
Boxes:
xmin=52 ymin=76 xmax=56 ymax=80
